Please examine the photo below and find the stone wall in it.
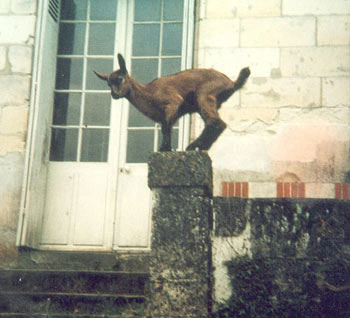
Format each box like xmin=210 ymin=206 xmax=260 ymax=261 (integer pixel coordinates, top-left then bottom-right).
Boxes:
xmin=195 ymin=0 xmax=350 ymax=196
xmin=213 ymin=197 xmax=350 ymax=317
xmin=0 ymin=0 xmax=36 ymax=264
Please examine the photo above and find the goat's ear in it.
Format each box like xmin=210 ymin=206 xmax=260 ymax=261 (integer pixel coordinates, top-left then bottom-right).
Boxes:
xmin=117 ymin=54 xmax=128 ymax=74
xmin=94 ymin=71 xmax=109 ymax=81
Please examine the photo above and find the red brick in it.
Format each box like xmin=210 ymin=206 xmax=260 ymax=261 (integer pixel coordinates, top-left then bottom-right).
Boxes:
xmin=235 ymin=182 xmax=242 ymax=197
xmin=228 ymin=182 xmax=234 ymax=197
xmin=242 ymin=182 xmax=249 ymax=198
xmin=335 ymin=183 xmax=342 ymax=199
xmin=277 ymin=183 xmax=283 ymax=197
xmin=343 ymin=184 xmax=349 ymax=200
xmin=222 ymin=181 xmax=228 ymax=197
xmin=284 ymin=183 xmax=291 ymax=198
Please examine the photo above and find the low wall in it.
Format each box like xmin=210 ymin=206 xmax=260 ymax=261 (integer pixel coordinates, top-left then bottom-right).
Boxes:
xmin=213 ymin=198 xmax=350 ymax=317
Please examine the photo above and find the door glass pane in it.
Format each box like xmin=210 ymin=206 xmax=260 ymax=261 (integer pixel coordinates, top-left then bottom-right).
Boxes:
xmin=50 ymin=128 xmax=79 ymax=161
xmin=53 ymin=93 xmax=81 ymax=125
xmin=58 ymin=23 xmax=86 ymax=55
xmin=86 ymin=58 xmax=113 ymax=90
xmin=88 ymin=23 xmax=116 ymax=55
xmin=90 ymin=0 xmax=117 ymax=20
xmin=164 ymin=0 xmax=184 ymax=21
xmin=127 ymin=130 xmax=154 ymax=163
xmin=128 ymin=106 xmax=154 ymax=127
xmin=131 ymin=58 xmax=159 ymax=84
xmin=81 ymin=128 xmax=109 ymax=162
xmin=132 ymin=24 xmax=160 ymax=56
xmin=84 ymin=93 xmax=111 ymax=126
xmin=162 ymin=23 xmax=183 ymax=56
xmin=134 ymin=0 xmax=161 ymax=21
xmin=56 ymin=58 xmax=84 ymax=89
xmin=161 ymin=58 xmax=181 ymax=76
xmin=60 ymin=0 xmax=88 ymax=20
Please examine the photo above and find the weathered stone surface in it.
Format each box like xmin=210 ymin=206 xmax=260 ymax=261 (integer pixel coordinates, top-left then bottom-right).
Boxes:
xmin=242 ymin=77 xmax=321 ymax=108
xmin=241 ymin=17 xmax=315 ymax=47
xmin=0 ymin=46 xmax=6 ymax=71
xmin=0 ymin=0 xmax=10 ymax=13
xmin=283 ymin=0 xmax=350 ymax=15
xmin=0 ymin=75 xmax=30 ymax=105
xmin=0 ymin=16 xmax=35 ymax=44
xmin=213 ymin=198 xmax=350 ymax=317
xmin=281 ymin=47 xmax=350 ymax=77
xmin=147 ymin=152 xmax=213 ymax=317
xmin=11 ymin=0 xmax=37 ymax=14
xmin=322 ymin=77 xmax=350 ymax=106
xmin=318 ymin=16 xmax=350 ymax=46
xmin=8 ymin=45 xmax=32 ymax=73
xmin=198 ymin=19 xmax=239 ymax=49
xmin=0 ymin=105 xmax=28 ymax=135
xmin=148 ymin=151 xmax=212 ymax=194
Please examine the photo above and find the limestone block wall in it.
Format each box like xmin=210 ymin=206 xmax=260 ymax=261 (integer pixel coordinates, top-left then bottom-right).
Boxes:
xmin=0 ymin=0 xmax=36 ymax=264
xmin=195 ymin=0 xmax=350 ymax=196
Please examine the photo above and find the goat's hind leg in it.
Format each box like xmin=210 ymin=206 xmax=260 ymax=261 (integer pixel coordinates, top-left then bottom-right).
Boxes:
xmin=186 ymin=94 xmax=226 ymax=151
xmin=186 ymin=117 xmax=226 ymax=151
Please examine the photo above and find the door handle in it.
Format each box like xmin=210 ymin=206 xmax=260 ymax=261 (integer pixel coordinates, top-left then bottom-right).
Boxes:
xmin=120 ymin=165 xmax=131 ymax=174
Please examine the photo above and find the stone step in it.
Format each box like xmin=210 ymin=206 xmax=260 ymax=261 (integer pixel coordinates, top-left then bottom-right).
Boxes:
xmin=0 ymin=269 xmax=148 ymax=316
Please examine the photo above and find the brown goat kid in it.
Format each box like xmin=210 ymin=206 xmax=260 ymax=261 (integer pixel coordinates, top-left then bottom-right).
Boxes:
xmin=95 ymin=54 xmax=250 ymax=151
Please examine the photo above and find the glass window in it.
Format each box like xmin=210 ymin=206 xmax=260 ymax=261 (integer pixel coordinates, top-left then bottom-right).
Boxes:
xmin=132 ymin=24 xmax=161 ymax=57
xmin=88 ymin=23 xmax=116 ymax=55
xmin=131 ymin=58 xmax=159 ymax=84
xmin=126 ymin=0 xmax=185 ymax=163
xmin=55 ymin=58 xmax=84 ymax=90
xmin=60 ymin=0 xmax=88 ymax=20
xmin=50 ymin=0 xmax=116 ymax=163
xmin=58 ymin=23 xmax=86 ymax=55
xmin=134 ymin=0 xmax=161 ymax=22
xmin=84 ymin=93 xmax=111 ymax=126
xmin=90 ymin=0 xmax=117 ymax=20
xmin=50 ymin=128 xmax=79 ymax=161
xmin=81 ymin=128 xmax=109 ymax=162
xmin=127 ymin=130 xmax=155 ymax=163
xmin=53 ymin=93 xmax=81 ymax=125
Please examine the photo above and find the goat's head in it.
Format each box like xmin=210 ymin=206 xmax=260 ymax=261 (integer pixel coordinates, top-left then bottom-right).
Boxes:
xmin=94 ymin=54 xmax=130 ymax=99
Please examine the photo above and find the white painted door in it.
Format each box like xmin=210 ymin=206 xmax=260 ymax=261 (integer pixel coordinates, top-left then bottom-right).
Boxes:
xmin=19 ymin=0 xmax=194 ymax=251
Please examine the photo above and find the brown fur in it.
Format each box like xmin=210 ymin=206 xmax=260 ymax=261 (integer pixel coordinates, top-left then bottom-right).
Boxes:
xmin=95 ymin=54 xmax=250 ymax=151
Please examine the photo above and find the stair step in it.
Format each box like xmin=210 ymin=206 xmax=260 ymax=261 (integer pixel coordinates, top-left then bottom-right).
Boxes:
xmin=0 ymin=269 xmax=148 ymax=295
xmin=0 ymin=269 xmax=147 ymax=316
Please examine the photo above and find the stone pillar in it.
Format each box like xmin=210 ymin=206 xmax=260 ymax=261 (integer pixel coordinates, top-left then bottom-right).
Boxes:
xmin=146 ymin=151 xmax=213 ymax=318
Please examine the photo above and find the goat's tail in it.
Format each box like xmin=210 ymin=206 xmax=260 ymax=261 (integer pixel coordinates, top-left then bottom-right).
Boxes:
xmin=233 ymin=67 xmax=251 ymax=92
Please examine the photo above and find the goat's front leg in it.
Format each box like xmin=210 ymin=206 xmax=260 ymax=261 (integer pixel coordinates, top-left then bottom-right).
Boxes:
xmin=159 ymin=122 xmax=172 ymax=152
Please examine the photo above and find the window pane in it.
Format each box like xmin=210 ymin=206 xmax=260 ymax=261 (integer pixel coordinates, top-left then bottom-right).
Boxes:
xmin=127 ymin=130 xmax=154 ymax=163
xmin=56 ymin=58 xmax=84 ymax=90
xmin=164 ymin=0 xmax=184 ymax=21
xmin=134 ymin=0 xmax=161 ymax=21
xmin=86 ymin=58 xmax=113 ymax=90
xmin=131 ymin=58 xmax=158 ymax=84
xmin=88 ymin=23 xmax=116 ymax=55
xmin=90 ymin=0 xmax=117 ymax=20
xmin=161 ymin=58 xmax=181 ymax=76
xmin=162 ymin=23 xmax=183 ymax=56
xmin=50 ymin=128 xmax=79 ymax=161
xmin=84 ymin=93 xmax=111 ymax=126
xmin=128 ymin=105 xmax=154 ymax=127
xmin=60 ymin=0 xmax=87 ymax=20
xmin=81 ymin=128 xmax=109 ymax=162
xmin=132 ymin=24 xmax=160 ymax=56
xmin=58 ymin=23 xmax=86 ymax=55
xmin=53 ymin=93 xmax=81 ymax=125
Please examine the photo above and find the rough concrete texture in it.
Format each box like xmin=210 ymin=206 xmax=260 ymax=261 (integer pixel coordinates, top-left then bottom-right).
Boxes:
xmin=213 ymin=198 xmax=350 ymax=317
xmin=148 ymin=151 xmax=213 ymax=194
xmin=147 ymin=151 xmax=213 ymax=317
